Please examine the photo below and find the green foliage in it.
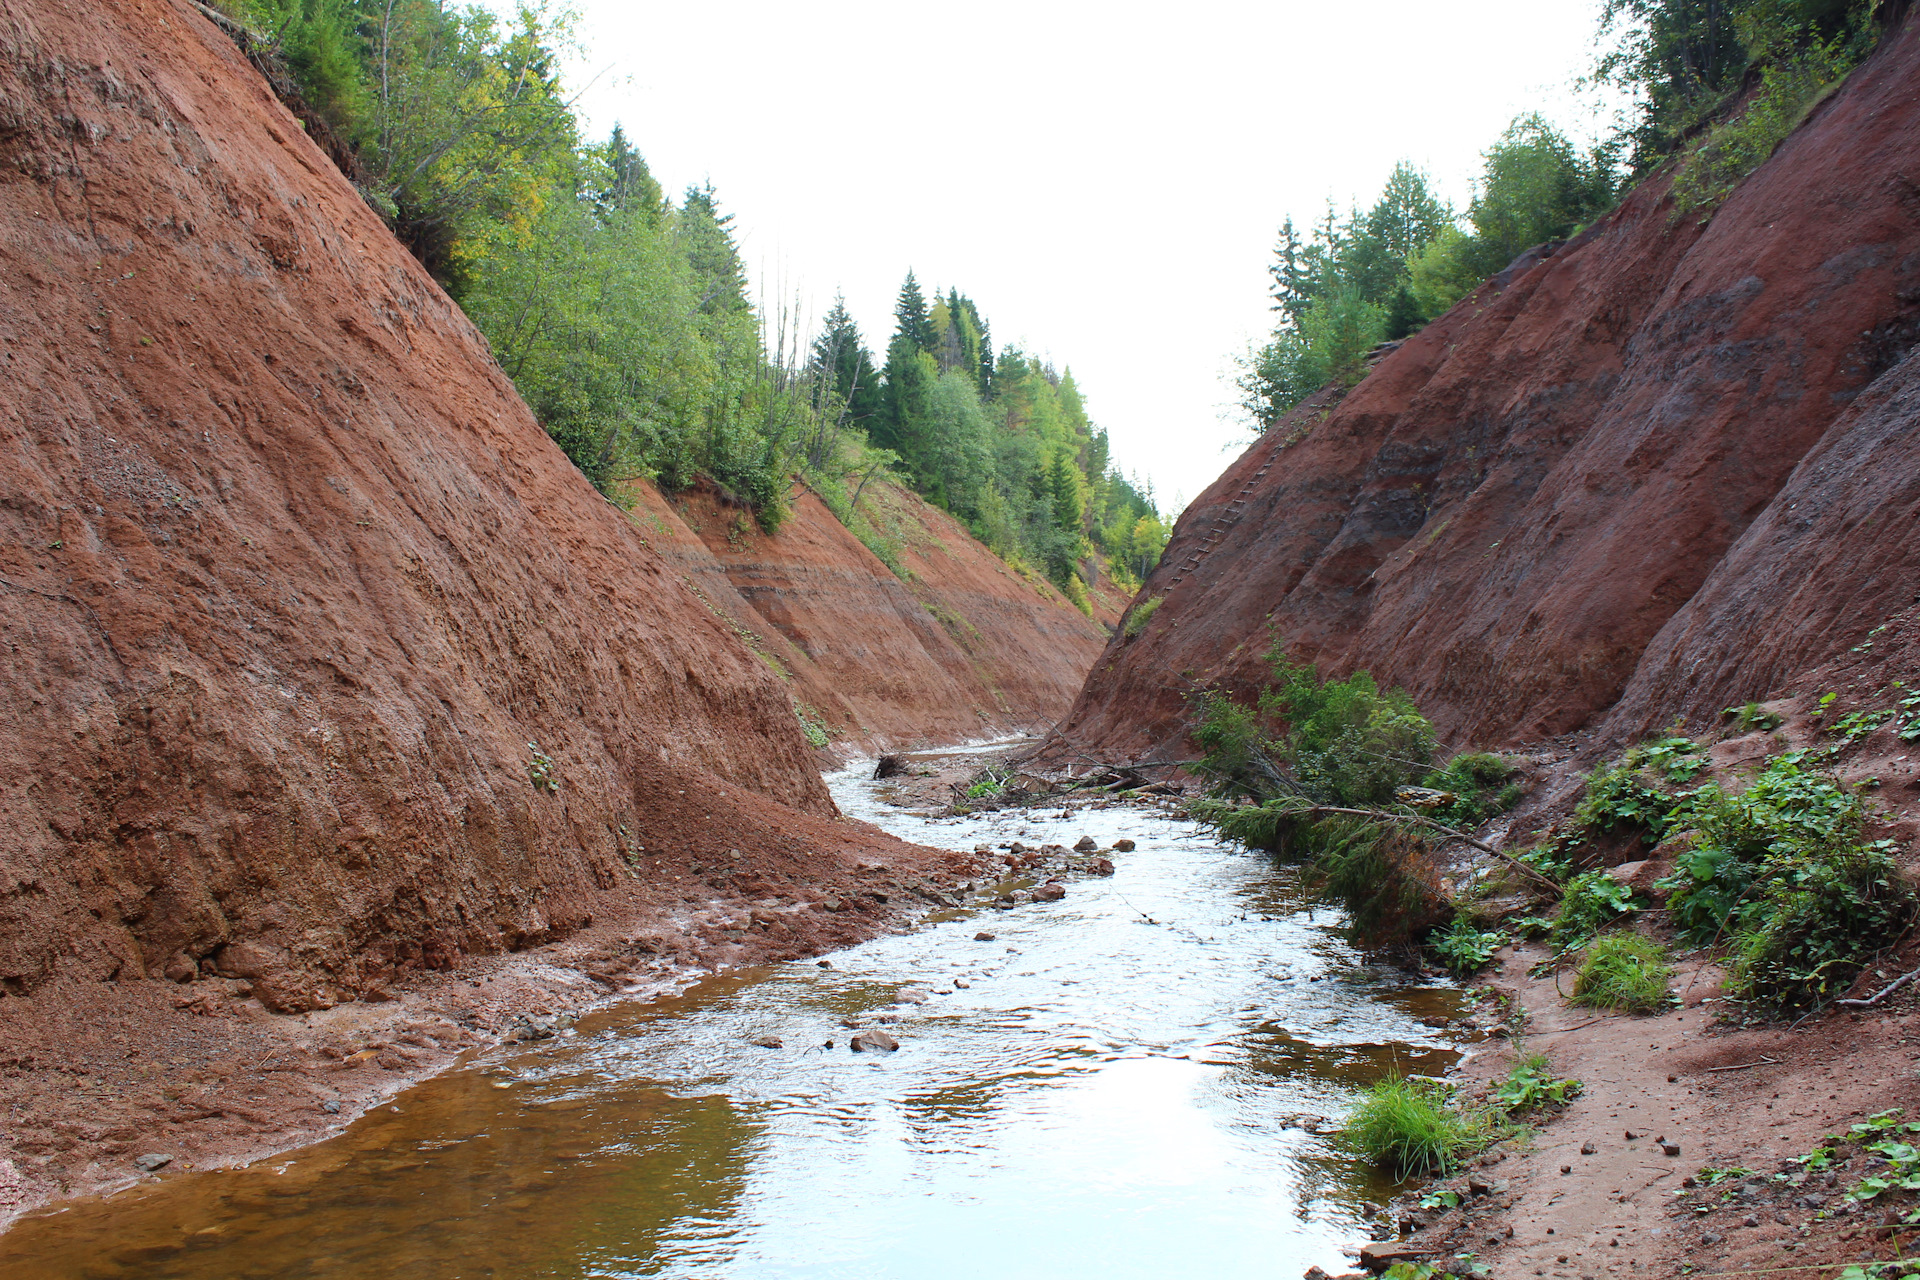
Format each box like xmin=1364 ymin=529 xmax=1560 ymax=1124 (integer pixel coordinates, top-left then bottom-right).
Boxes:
xmin=1843 ymin=1110 xmax=1920 ymax=1204
xmin=1430 ymin=917 xmax=1503 ymax=975
xmin=794 ymin=704 xmax=831 ymax=749
xmin=1642 ymin=736 xmax=1707 ymax=782
xmin=1724 ymin=701 xmax=1785 ymax=732
xmin=1649 ymin=750 xmax=1919 ymax=1016
xmin=1493 ymin=1054 xmax=1584 ymax=1112
xmin=1122 ymin=595 xmax=1163 ymax=639
xmin=1550 ymin=870 xmax=1639 ymax=951
xmin=1590 ymin=0 xmax=1883 ymax=173
xmin=1572 ymin=934 xmax=1674 ymax=1013
xmin=1190 ymin=649 xmax=1455 ymax=947
xmin=526 ymin=742 xmax=558 ymax=794
xmin=1671 ymin=35 xmax=1856 ymax=217
xmin=210 ymin=0 xmax=1160 ymax=574
xmin=1727 ymin=835 xmax=1914 ymax=1016
xmin=1574 ymin=748 xmax=1676 ymax=838
xmin=1423 ymin=752 xmax=1525 ymax=828
xmin=1342 ymin=1075 xmax=1488 ymax=1176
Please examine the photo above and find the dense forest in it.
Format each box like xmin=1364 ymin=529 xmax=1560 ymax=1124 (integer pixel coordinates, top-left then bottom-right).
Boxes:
xmin=210 ymin=0 xmax=1165 ymax=610
xmin=1238 ymin=0 xmax=1891 ymax=430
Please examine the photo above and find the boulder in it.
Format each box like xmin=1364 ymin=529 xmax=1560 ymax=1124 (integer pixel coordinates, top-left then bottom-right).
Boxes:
xmin=1112 ymin=838 xmax=1136 ymax=852
xmin=1073 ymin=835 xmax=1098 ymax=852
xmin=1032 ymin=883 xmax=1066 ymax=902
xmin=850 ymin=1029 xmax=899 ymax=1053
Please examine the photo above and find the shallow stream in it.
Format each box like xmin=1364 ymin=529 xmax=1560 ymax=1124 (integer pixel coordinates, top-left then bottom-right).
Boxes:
xmin=3 ymin=753 xmax=1467 ymax=1278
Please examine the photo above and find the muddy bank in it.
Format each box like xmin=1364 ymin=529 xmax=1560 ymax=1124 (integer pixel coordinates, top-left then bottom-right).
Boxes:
xmin=0 ymin=808 xmax=993 ymax=1228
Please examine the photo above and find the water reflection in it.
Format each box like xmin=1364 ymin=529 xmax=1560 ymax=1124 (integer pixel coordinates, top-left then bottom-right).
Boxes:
xmin=1 ymin=757 xmax=1462 ymax=1279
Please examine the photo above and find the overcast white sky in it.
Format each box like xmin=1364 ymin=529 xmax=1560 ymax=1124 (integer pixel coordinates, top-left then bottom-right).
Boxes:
xmin=523 ymin=0 xmax=1626 ymax=515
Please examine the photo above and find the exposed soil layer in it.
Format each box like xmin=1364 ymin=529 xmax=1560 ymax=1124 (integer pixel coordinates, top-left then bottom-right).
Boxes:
xmin=0 ymin=830 xmax=994 ymax=1228
xmin=627 ymin=479 xmax=1117 ymax=757
xmin=1054 ymin=11 xmax=1920 ymax=765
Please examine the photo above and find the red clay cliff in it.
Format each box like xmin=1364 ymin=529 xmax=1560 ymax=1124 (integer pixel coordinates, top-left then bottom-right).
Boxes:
xmin=1056 ymin=13 xmax=1920 ymax=763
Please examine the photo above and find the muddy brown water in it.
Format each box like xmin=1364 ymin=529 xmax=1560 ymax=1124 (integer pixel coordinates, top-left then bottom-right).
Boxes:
xmin=3 ymin=753 xmax=1471 ymax=1278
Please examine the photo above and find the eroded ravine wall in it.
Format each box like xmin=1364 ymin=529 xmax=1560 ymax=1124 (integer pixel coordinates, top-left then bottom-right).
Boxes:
xmin=1055 ymin=13 xmax=1920 ymax=764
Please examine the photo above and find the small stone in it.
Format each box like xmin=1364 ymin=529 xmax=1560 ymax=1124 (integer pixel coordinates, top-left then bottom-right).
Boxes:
xmin=895 ymin=987 xmax=930 ymax=1004
xmin=1662 ymin=1142 xmax=1682 ymax=1157
xmin=749 ymin=1034 xmax=783 ymax=1049
xmin=321 ymin=1100 xmax=341 ymax=1115
xmin=1032 ymin=883 xmax=1066 ymax=902
xmin=162 ymin=953 xmax=197 ymax=984
xmin=819 ymin=897 xmax=845 ymax=913
xmin=134 ymin=1154 xmax=172 ymax=1173
xmin=1668 ymin=1074 xmax=1679 ymax=1083
xmin=953 ymin=979 xmax=970 ymax=989
xmin=1468 ymin=1176 xmax=1492 ymax=1196
xmin=1073 ymin=835 xmax=1097 ymax=852
xmin=1581 ymin=1141 xmax=1598 ymax=1155
xmin=1701 ymin=1232 xmax=1723 ymax=1246
xmin=1626 ymin=1130 xmax=1641 ymax=1140
xmin=1560 ymin=1165 xmax=1572 ymax=1175
xmin=816 ymin=959 xmax=832 ymax=968
xmin=974 ymin=931 xmax=996 ymax=942
xmin=1091 ymin=858 xmax=1115 ymax=876
xmin=1113 ymin=838 xmax=1136 ymax=851
xmin=1743 ymin=1215 xmax=1760 ymax=1228
xmin=850 ymin=1029 xmax=899 ymax=1053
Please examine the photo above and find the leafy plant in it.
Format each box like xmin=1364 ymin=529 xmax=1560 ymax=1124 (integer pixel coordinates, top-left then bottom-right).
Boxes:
xmin=526 ymin=742 xmax=559 ymax=794
xmin=1572 ymin=933 xmax=1673 ymax=1014
xmin=1724 ymin=702 xmax=1784 ymax=733
xmin=1550 ymin=869 xmax=1638 ymax=951
xmin=1575 ymin=749 xmax=1675 ymax=838
xmin=1122 ymin=594 xmax=1163 ymax=639
xmin=1494 ymin=1054 xmax=1583 ymax=1113
xmin=1341 ymin=1075 xmax=1489 ymax=1176
xmin=1727 ymin=835 xmax=1916 ymax=1017
xmin=1642 ymin=736 xmax=1706 ymax=782
xmin=1430 ymin=918 xmax=1503 ymax=975
xmin=794 ymin=703 xmax=832 ymax=749
xmin=1424 ymin=752 xmax=1526 ymax=828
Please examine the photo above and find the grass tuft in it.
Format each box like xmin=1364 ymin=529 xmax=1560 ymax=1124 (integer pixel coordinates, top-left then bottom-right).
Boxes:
xmin=1342 ymin=1075 xmax=1486 ymax=1176
xmin=1572 ymin=933 xmax=1673 ymax=1014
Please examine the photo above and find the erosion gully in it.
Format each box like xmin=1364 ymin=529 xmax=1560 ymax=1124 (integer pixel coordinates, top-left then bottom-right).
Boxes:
xmin=2 ymin=748 xmax=1473 ymax=1278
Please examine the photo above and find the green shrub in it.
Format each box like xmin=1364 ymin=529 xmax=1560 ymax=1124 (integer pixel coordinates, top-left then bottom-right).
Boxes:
xmin=1494 ymin=1054 xmax=1583 ymax=1113
xmin=1642 ymin=736 xmax=1706 ymax=782
xmin=1122 ymin=594 xmax=1163 ymax=638
xmin=1659 ymin=750 xmax=1874 ymax=939
xmin=1430 ymin=917 xmax=1503 ymax=975
xmin=1724 ymin=702 xmax=1784 ymax=733
xmin=1671 ymin=39 xmax=1854 ymax=219
xmin=1342 ymin=1075 xmax=1487 ymax=1176
xmin=1550 ymin=869 xmax=1637 ymax=951
xmin=1728 ymin=838 xmax=1916 ymax=1017
xmin=1572 ymin=934 xmax=1673 ymax=1014
xmin=1575 ymin=749 xmax=1675 ymax=838
xmin=1424 ymin=752 xmax=1526 ymax=828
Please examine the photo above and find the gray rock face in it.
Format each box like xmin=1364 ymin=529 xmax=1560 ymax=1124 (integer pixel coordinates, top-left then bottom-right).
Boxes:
xmin=133 ymin=1154 xmax=172 ymax=1173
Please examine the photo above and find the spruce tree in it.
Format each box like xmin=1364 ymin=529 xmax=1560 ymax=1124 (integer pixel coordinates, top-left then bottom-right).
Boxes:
xmin=891 ymin=271 xmax=937 ymax=354
xmin=680 ymin=182 xmax=750 ymax=320
xmin=812 ymin=295 xmax=882 ymax=429
xmin=604 ymin=124 xmax=664 ymax=224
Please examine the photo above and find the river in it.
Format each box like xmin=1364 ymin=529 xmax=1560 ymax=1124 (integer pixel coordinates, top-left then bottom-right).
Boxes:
xmin=0 ymin=752 xmax=1467 ymax=1278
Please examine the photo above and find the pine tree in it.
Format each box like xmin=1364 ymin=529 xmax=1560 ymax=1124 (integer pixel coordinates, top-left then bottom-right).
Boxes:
xmin=812 ymin=295 xmax=882 ymax=429
xmin=891 ymin=271 xmax=937 ymax=354
xmin=604 ymin=123 xmax=663 ymax=224
xmin=679 ymin=182 xmax=750 ymax=320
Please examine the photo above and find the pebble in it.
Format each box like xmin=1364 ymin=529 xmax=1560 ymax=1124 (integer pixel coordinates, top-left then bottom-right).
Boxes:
xmin=749 ymin=1034 xmax=783 ymax=1049
xmin=850 ymin=1029 xmax=899 ymax=1053
xmin=321 ymin=1100 xmax=341 ymax=1114
xmin=1032 ymin=883 xmax=1066 ymax=902
xmin=1113 ymin=838 xmax=1136 ymax=851
xmin=1073 ymin=836 xmax=1097 ymax=852
xmin=1581 ymin=1141 xmax=1597 ymax=1155
xmin=134 ymin=1154 xmax=172 ymax=1173
xmin=974 ymin=931 xmax=996 ymax=942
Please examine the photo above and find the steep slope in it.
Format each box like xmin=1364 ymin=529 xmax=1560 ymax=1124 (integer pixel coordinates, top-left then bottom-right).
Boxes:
xmin=627 ymin=479 xmax=1113 ymax=753
xmin=0 ymin=0 xmax=952 ymax=1011
xmin=1056 ymin=13 xmax=1920 ymax=762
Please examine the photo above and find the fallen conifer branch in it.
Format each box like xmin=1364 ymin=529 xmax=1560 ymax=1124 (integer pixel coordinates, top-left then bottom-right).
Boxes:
xmin=1282 ymin=802 xmax=1562 ymax=895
